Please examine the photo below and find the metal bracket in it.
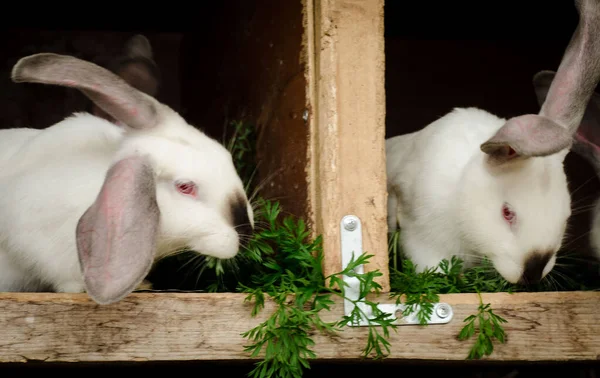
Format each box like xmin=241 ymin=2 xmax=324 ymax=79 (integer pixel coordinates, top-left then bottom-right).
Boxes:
xmin=340 ymin=214 xmax=454 ymax=326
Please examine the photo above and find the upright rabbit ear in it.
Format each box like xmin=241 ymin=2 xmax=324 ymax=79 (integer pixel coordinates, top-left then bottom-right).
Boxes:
xmin=75 ymin=155 xmax=160 ymax=305
xmin=11 ymin=53 xmax=159 ymax=130
xmin=534 ymin=70 xmax=600 ymax=172
xmin=124 ymin=34 xmax=155 ymax=61
xmin=114 ymin=34 xmax=160 ymax=98
xmin=481 ymin=0 xmax=600 ymax=164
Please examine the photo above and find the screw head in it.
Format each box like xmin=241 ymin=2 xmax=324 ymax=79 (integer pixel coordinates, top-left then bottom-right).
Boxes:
xmin=435 ymin=304 xmax=451 ymax=319
xmin=302 ymin=109 xmax=309 ymax=122
xmin=343 ymin=216 xmax=358 ymax=231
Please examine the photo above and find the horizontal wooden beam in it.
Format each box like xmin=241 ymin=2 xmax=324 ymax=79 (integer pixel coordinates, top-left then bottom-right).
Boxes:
xmin=1 ymin=291 xmax=599 ymax=363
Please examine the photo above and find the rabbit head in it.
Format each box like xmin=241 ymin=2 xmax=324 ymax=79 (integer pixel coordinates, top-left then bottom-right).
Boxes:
xmin=11 ymin=53 xmax=254 ymax=304
xmin=91 ymin=34 xmax=160 ymax=124
xmin=466 ymin=0 xmax=600 ymax=284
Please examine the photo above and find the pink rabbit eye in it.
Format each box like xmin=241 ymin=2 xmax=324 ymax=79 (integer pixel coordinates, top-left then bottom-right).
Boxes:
xmin=502 ymin=203 xmax=516 ymax=224
xmin=176 ymin=181 xmax=197 ymax=197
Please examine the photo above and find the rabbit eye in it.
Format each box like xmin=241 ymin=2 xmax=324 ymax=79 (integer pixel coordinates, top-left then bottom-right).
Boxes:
xmin=175 ymin=181 xmax=197 ymax=197
xmin=502 ymin=203 xmax=516 ymax=224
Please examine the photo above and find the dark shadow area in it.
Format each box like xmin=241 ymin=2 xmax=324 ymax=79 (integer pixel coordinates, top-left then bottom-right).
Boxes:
xmin=1 ymin=360 xmax=600 ymax=377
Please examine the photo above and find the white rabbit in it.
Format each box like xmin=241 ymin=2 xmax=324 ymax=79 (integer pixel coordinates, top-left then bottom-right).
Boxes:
xmin=386 ymin=0 xmax=600 ymax=285
xmin=532 ymin=69 xmax=600 ymax=265
xmin=0 ymin=52 xmax=254 ymax=304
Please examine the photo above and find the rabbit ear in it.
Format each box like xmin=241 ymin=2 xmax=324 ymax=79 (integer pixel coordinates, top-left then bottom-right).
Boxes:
xmin=91 ymin=35 xmax=160 ymax=123
xmin=11 ymin=53 xmax=159 ymax=130
xmin=124 ymin=34 xmax=154 ymax=61
xmin=479 ymin=115 xmax=574 ymax=163
xmin=114 ymin=35 xmax=160 ymax=97
xmin=75 ymin=155 xmax=160 ymax=305
xmin=114 ymin=57 xmax=160 ymax=98
xmin=534 ymin=70 xmax=600 ymax=172
xmin=480 ymin=0 xmax=600 ymax=163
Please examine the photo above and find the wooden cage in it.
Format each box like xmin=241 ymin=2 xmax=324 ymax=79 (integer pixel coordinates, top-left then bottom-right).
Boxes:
xmin=2 ymin=0 xmax=600 ymax=370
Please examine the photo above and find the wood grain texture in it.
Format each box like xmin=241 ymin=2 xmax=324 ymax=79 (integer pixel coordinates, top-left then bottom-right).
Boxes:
xmin=307 ymin=0 xmax=389 ymax=291
xmin=1 ymin=291 xmax=599 ymax=363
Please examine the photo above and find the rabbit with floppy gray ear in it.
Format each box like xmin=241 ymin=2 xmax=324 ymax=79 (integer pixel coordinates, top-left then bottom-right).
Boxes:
xmin=90 ymin=34 xmax=161 ymax=125
xmin=386 ymin=0 xmax=600 ymax=286
xmin=0 ymin=52 xmax=254 ymax=305
xmin=532 ymin=69 xmax=600 ymax=265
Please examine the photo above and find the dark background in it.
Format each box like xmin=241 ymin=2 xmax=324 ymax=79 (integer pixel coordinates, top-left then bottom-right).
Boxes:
xmin=0 ymin=360 xmax=599 ymax=377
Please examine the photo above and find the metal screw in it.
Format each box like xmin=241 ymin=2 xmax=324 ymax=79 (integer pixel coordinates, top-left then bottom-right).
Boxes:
xmin=435 ymin=303 xmax=451 ymax=319
xmin=343 ymin=216 xmax=358 ymax=231
xmin=302 ymin=109 xmax=309 ymax=122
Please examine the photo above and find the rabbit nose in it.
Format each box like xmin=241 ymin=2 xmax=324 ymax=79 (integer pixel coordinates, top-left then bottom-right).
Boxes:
xmin=518 ymin=251 xmax=552 ymax=286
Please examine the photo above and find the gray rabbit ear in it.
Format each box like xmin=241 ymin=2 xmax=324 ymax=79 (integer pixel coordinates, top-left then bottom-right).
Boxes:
xmin=114 ymin=35 xmax=160 ymax=98
xmin=124 ymin=34 xmax=154 ymax=60
xmin=480 ymin=115 xmax=574 ymax=163
xmin=481 ymin=0 xmax=600 ymax=164
xmin=534 ymin=70 xmax=600 ymax=172
xmin=75 ymin=155 xmax=160 ymax=305
xmin=11 ymin=53 xmax=160 ymax=130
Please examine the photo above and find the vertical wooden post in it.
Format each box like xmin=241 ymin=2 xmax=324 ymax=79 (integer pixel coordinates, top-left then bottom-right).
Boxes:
xmin=304 ymin=0 xmax=389 ymax=291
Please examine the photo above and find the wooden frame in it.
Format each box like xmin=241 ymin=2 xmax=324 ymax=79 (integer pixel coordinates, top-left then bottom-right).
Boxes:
xmin=307 ymin=0 xmax=389 ymax=291
xmin=2 ymin=291 xmax=600 ymax=362
xmin=2 ymin=0 xmax=600 ymax=366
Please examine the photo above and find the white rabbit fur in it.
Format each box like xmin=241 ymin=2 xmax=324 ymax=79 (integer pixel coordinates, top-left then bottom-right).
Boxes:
xmin=386 ymin=0 xmax=600 ymax=285
xmin=386 ymin=108 xmax=570 ymax=283
xmin=0 ymin=53 xmax=254 ymax=304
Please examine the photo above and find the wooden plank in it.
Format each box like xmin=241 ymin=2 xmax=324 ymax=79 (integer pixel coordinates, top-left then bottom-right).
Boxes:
xmin=306 ymin=0 xmax=389 ymax=290
xmin=1 ymin=291 xmax=600 ymax=363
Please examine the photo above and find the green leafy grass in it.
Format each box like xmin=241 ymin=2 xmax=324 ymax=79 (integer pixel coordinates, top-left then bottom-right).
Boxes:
xmin=238 ymin=198 xmax=396 ymax=378
xmin=388 ymin=243 xmax=511 ymax=359
xmin=387 ymin=227 xmax=600 ymax=361
xmin=457 ymin=292 xmax=508 ymax=360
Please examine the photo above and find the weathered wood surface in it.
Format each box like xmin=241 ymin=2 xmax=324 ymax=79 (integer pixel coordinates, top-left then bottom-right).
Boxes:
xmin=1 ymin=291 xmax=599 ymax=363
xmin=306 ymin=0 xmax=389 ymax=290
